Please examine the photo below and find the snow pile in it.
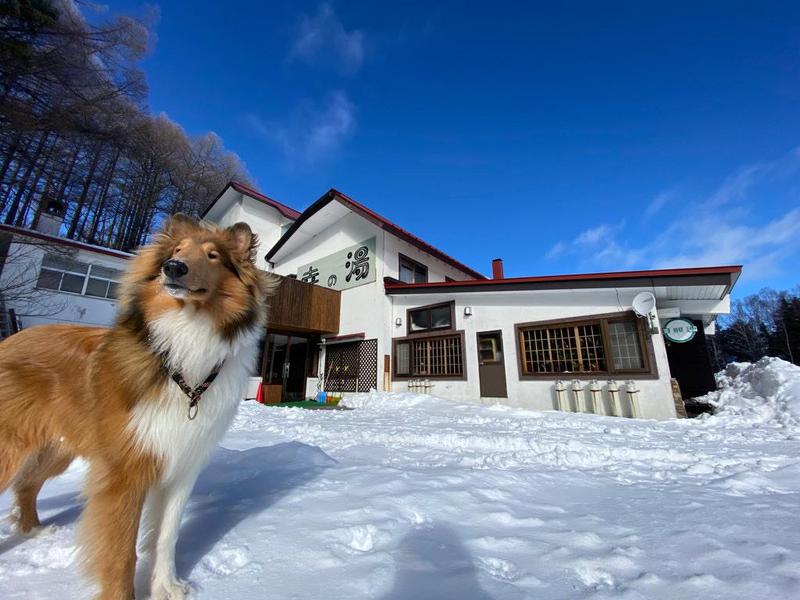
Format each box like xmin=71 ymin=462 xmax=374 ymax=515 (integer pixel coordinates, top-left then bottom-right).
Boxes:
xmin=700 ymin=357 xmax=800 ymax=427
xmin=340 ymin=390 xmax=433 ymax=410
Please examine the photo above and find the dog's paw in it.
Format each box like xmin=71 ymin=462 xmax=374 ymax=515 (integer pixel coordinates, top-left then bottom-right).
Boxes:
xmin=150 ymin=577 xmax=192 ymax=600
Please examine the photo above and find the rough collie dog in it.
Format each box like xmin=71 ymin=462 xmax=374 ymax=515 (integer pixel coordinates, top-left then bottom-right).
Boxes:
xmin=0 ymin=214 xmax=277 ymax=599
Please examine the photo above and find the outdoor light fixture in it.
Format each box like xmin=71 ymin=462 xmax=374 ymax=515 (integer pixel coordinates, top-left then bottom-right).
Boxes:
xmin=464 ymin=306 xmax=473 ymax=316
xmin=395 ymin=317 xmax=403 ymax=327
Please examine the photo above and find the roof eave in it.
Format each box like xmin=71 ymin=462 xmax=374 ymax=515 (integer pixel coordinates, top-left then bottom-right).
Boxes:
xmin=266 ymin=189 xmax=484 ymax=279
xmin=203 ymin=181 xmax=301 ymax=221
xmin=384 ymin=266 xmax=743 ymax=296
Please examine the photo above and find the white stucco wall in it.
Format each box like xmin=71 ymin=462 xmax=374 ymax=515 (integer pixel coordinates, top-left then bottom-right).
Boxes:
xmin=389 ymin=288 xmax=678 ymax=420
xmin=382 ymin=233 xmax=479 ymax=283
xmin=211 ymin=193 xmax=292 ymax=270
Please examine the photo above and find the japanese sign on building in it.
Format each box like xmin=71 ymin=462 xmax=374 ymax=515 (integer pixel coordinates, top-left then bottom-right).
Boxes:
xmin=296 ymin=237 xmax=376 ymax=291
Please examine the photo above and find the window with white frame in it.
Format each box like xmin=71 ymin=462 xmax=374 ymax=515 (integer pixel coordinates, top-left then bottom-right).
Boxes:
xmin=36 ymin=253 xmax=122 ymax=300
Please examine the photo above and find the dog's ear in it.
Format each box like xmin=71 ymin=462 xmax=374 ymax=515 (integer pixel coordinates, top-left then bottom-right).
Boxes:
xmin=162 ymin=213 xmax=197 ymax=240
xmin=228 ymin=222 xmax=258 ymax=259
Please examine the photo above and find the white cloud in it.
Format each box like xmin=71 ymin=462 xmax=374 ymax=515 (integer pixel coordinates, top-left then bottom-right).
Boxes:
xmin=704 ymin=163 xmax=765 ymax=209
xmin=643 ymin=190 xmax=675 ymax=220
xmin=288 ymin=3 xmax=364 ymax=75
xmin=248 ymin=91 xmax=355 ymax=166
xmin=545 ymin=241 xmax=566 ymax=259
xmin=704 ymin=147 xmax=800 ymax=209
xmin=648 ymin=208 xmax=800 ymax=272
xmin=576 ymin=224 xmax=614 ymax=245
xmin=545 ymin=149 xmax=800 ymax=284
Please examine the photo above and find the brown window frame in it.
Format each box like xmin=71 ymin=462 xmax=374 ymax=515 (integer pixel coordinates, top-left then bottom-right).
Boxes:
xmin=514 ymin=311 xmax=658 ymax=380
xmin=406 ymin=301 xmax=456 ymax=336
xmin=398 ymin=253 xmax=428 ymax=284
xmin=392 ymin=330 xmax=467 ymax=380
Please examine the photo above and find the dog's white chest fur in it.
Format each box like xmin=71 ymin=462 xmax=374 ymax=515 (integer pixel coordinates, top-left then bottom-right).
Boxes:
xmin=129 ymin=307 xmax=260 ymax=483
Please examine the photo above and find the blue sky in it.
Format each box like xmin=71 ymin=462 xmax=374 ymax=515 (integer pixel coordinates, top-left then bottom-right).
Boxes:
xmin=113 ymin=1 xmax=800 ymax=296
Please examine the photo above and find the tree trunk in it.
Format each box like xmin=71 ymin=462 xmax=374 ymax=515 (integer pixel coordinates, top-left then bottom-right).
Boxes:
xmin=4 ymin=132 xmax=49 ymax=225
xmin=66 ymin=145 xmax=102 ymax=239
xmin=86 ymin=148 xmax=120 ymax=242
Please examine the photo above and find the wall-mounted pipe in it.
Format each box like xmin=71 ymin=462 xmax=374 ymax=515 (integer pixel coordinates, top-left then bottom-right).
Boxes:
xmin=571 ymin=380 xmax=585 ymax=412
xmin=607 ymin=380 xmax=622 ymax=417
xmin=589 ymin=380 xmax=603 ymax=415
xmin=554 ymin=380 xmax=568 ymax=411
xmin=625 ymin=380 xmax=641 ymax=418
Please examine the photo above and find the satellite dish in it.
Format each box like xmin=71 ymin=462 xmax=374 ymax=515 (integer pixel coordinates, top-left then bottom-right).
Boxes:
xmin=632 ymin=292 xmax=656 ymax=317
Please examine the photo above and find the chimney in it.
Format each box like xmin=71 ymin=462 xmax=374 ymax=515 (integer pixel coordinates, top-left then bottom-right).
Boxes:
xmin=35 ymin=198 xmax=66 ymax=236
xmin=491 ymin=258 xmax=504 ymax=279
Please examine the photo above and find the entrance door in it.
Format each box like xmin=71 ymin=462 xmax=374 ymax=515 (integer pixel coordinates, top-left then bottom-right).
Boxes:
xmin=477 ymin=331 xmax=508 ymax=398
xmin=262 ymin=334 xmax=310 ymax=401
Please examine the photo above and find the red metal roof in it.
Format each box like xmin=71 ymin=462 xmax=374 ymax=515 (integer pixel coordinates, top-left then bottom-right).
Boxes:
xmin=266 ymin=189 xmax=486 ymax=280
xmin=0 ymin=223 xmax=134 ymax=259
xmin=385 ymin=265 xmax=742 ymax=292
xmin=202 ymin=181 xmax=301 ymax=220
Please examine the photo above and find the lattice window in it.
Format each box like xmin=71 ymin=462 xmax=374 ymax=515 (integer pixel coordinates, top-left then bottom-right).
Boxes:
xmin=325 ymin=339 xmax=378 ymax=392
xmin=395 ymin=333 xmax=464 ymax=378
xmin=358 ymin=339 xmax=378 ymax=391
xmin=519 ymin=317 xmax=646 ymax=375
xmin=608 ymin=321 xmax=644 ymax=370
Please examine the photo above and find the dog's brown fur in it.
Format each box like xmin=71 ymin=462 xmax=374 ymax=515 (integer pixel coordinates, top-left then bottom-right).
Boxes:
xmin=0 ymin=215 xmax=276 ymax=599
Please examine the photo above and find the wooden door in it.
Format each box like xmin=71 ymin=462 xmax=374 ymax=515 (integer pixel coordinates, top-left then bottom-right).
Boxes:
xmin=477 ymin=331 xmax=508 ymax=398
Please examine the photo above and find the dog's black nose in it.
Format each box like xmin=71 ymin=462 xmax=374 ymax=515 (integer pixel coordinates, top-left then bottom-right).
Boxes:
xmin=163 ymin=259 xmax=188 ymax=279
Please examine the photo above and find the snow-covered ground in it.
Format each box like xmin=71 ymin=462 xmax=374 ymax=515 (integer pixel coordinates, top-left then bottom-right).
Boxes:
xmin=2 ymin=358 xmax=800 ymax=599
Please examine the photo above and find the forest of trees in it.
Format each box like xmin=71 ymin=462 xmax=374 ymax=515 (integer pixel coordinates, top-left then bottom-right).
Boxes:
xmin=710 ymin=287 xmax=800 ymax=369
xmin=0 ymin=0 xmax=251 ymax=252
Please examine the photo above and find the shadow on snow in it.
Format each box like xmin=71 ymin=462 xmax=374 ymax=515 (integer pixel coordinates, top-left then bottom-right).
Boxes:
xmin=380 ymin=522 xmax=496 ymax=600
xmin=1 ymin=441 xmax=335 ymax=582
xmin=175 ymin=441 xmax=336 ymax=578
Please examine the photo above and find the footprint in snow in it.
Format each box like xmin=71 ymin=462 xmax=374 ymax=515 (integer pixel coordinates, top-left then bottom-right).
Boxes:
xmin=199 ymin=543 xmax=259 ymax=577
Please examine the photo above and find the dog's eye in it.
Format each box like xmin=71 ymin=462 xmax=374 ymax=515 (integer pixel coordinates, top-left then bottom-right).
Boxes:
xmin=208 ymin=251 xmax=219 ymax=260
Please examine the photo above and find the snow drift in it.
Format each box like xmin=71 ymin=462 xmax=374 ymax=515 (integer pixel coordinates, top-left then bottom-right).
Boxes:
xmin=699 ymin=357 xmax=800 ymax=427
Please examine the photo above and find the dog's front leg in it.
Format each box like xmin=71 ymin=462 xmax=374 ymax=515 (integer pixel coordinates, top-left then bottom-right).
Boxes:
xmin=80 ymin=462 xmax=150 ymax=600
xmin=150 ymin=474 xmax=197 ymax=600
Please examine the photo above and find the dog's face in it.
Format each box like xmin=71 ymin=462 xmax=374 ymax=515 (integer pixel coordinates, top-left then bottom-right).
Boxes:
xmin=159 ymin=215 xmax=248 ymax=301
xmin=118 ymin=213 xmax=277 ymax=340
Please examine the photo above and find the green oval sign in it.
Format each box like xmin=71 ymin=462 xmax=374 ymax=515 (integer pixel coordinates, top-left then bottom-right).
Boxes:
xmin=663 ymin=318 xmax=697 ymax=343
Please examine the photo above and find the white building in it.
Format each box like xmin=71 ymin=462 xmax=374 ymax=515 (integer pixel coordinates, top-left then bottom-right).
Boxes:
xmin=0 ymin=182 xmax=742 ymax=419
xmin=0 ymin=223 xmax=130 ymax=334
xmin=211 ymin=183 xmax=740 ymax=419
